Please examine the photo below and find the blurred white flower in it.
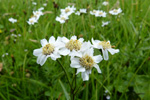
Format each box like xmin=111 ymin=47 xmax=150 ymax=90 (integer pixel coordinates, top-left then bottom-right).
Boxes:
xmin=38 ymin=7 xmax=44 ymax=11
xmin=102 ymin=21 xmax=110 ymax=27
xmin=106 ymin=95 xmax=110 ymax=100
xmin=2 ymin=53 xmax=9 ymax=57
xmin=27 ymin=17 xmax=37 ymax=25
xmin=90 ymin=10 xmax=97 ymax=15
xmin=9 ymin=18 xmax=17 ymax=23
xmin=80 ymin=9 xmax=87 ymax=13
xmin=102 ymin=1 xmax=109 ymax=6
xmin=109 ymin=8 xmax=122 ymax=15
xmin=18 ymin=34 xmax=21 ymax=37
xmin=33 ymin=10 xmax=43 ymax=20
xmin=59 ymin=36 xmax=91 ymax=58
xmin=24 ymin=49 xmax=28 ymax=52
xmin=56 ymin=14 xmax=69 ymax=24
xmin=33 ymin=36 xmax=64 ymax=66
xmin=70 ymin=48 xmax=103 ymax=81
xmin=75 ymin=11 xmax=80 ymax=15
xmin=92 ymin=38 xmax=119 ymax=60
xmin=43 ymin=3 xmax=47 ymax=6
xmin=95 ymin=10 xmax=107 ymax=17
xmin=61 ymin=6 xmax=76 ymax=16
xmin=32 ymin=2 xmax=37 ymax=5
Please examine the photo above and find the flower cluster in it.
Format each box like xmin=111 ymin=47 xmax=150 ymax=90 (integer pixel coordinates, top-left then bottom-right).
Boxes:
xmin=33 ymin=36 xmax=119 ymax=81
xmin=9 ymin=18 xmax=17 ymax=23
xmin=27 ymin=8 xmax=44 ymax=25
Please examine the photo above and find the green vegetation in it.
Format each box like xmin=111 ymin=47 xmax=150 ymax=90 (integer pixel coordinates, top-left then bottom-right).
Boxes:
xmin=0 ymin=0 xmax=150 ymax=100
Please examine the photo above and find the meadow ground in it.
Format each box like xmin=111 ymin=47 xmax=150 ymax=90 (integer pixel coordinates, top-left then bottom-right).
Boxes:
xmin=0 ymin=0 xmax=150 ymax=100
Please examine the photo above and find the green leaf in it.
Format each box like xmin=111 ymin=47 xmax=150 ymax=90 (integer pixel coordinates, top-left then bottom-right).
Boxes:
xmin=58 ymin=80 xmax=70 ymax=100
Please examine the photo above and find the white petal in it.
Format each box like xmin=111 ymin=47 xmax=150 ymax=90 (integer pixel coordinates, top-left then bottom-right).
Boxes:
xmin=78 ymin=38 xmax=84 ymax=43
xmin=59 ymin=48 xmax=70 ymax=56
xmin=40 ymin=55 xmax=47 ymax=66
xmin=70 ymin=58 xmax=80 ymax=65
xmin=91 ymin=38 xmax=100 ymax=48
xmin=82 ymin=72 xmax=89 ymax=81
xmin=69 ymin=50 xmax=82 ymax=58
xmin=41 ymin=39 xmax=48 ymax=46
xmin=107 ymin=48 xmax=119 ymax=55
xmin=80 ymin=41 xmax=92 ymax=52
xmin=62 ymin=37 xmax=69 ymax=43
xmin=49 ymin=54 xmax=57 ymax=60
xmin=93 ymin=55 xmax=103 ymax=63
xmin=71 ymin=36 xmax=77 ymax=40
xmin=76 ymin=67 xmax=85 ymax=74
xmin=49 ymin=36 xmax=55 ymax=43
xmin=37 ymin=54 xmax=42 ymax=64
xmin=33 ymin=48 xmax=42 ymax=56
xmin=86 ymin=70 xmax=92 ymax=74
xmin=102 ymin=49 xmax=109 ymax=60
xmin=94 ymin=64 xmax=101 ymax=73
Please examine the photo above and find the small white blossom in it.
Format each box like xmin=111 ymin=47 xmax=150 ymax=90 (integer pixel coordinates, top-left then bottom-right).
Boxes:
xmin=70 ymin=48 xmax=103 ymax=81
xmin=102 ymin=1 xmax=109 ymax=6
xmin=106 ymin=95 xmax=110 ymax=100
xmin=24 ymin=49 xmax=28 ymax=52
xmin=90 ymin=10 xmax=97 ymax=15
xmin=33 ymin=36 xmax=64 ymax=66
xmin=18 ymin=34 xmax=21 ymax=37
xmin=92 ymin=38 xmax=119 ymax=60
xmin=38 ymin=7 xmax=44 ymax=11
xmin=102 ymin=21 xmax=110 ymax=27
xmin=56 ymin=14 xmax=69 ymax=24
xmin=43 ymin=3 xmax=47 ymax=6
xmin=32 ymin=2 xmax=37 ymax=5
xmin=75 ymin=11 xmax=80 ymax=15
xmin=33 ymin=10 xmax=43 ymax=20
xmin=95 ymin=10 xmax=107 ymax=17
xmin=109 ymin=8 xmax=122 ymax=15
xmin=9 ymin=18 xmax=17 ymax=23
xmin=27 ymin=17 xmax=38 ymax=25
xmin=61 ymin=6 xmax=76 ymax=16
xmin=80 ymin=9 xmax=87 ymax=13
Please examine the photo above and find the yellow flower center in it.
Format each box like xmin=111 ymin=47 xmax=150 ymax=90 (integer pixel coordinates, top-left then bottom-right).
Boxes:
xmin=61 ymin=17 xmax=65 ymax=20
xmin=99 ymin=41 xmax=111 ymax=50
xmin=79 ymin=54 xmax=95 ymax=70
xmin=65 ymin=8 xmax=70 ymax=13
xmin=42 ymin=43 xmax=55 ymax=55
xmin=113 ymin=9 xmax=118 ymax=13
xmin=65 ymin=39 xmax=82 ymax=51
xmin=99 ymin=12 xmax=103 ymax=15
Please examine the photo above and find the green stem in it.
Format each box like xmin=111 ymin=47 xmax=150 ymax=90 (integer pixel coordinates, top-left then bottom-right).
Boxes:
xmin=57 ymin=59 xmax=72 ymax=90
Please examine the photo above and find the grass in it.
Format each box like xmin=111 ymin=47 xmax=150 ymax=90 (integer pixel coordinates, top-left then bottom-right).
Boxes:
xmin=0 ymin=0 xmax=150 ymax=100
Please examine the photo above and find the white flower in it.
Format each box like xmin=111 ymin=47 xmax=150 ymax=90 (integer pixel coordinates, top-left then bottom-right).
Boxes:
xmin=56 ymin=14 xmax=69 ymax=24
xmin=106 ymin=95 xmax=110 ymax=100
xmin=75 ymin=11 xmax=80 ymax=15
xmin=70 ymin=48 xmax=103 ymax=81
xmin=43 ymin=3 xmax=47 ymax=6
xmin=32 ymin=2 xmax=37 ymax=5
xmin=9 ymin=18 xmax=17 ymax=23
xmin=80 ymin=9 xmax=87 ymax=13
xmin=90 ymin=10 xmax=97 ymax=15
xmin=102 ymin=21 xmax=110 ymax=27
xmin=38 ymin=7 xmax=44 ymax=11
xmin=95 ymin=10 xmax=107 ymax=17
xmin=102 ymin=1 xmax=109 ymax=6
xmin=92 ymin=38 xmax=119 ymax=60
xmin=18 ymin=34 xmax=21 ymax=37
xmin=27 ymin=17 xmax=38 ymax=25
xmin=109 ymin=8 xmax=122 ymax=15
xmin=61 ymin=6 xmax=76 ymax=16
xmin=33 ymin=36 xmax=64 ymax=66
xmin=33 ymin=10 xmax=43 ymax=20
xmin=59 ymin=36 xmax=91 ymax=58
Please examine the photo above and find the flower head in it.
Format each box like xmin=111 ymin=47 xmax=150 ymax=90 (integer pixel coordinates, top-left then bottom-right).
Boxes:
xmin=59 ymin=36 xmax=91 ymax=58
xmin=95 ymin=10 xmax=107 ymax=17
xmin=70 ymin=48 xmax=103 ymax=81
xmin=27 ymin=17 xmax=37 ymax=25
xmin=33 ymin=10 xmax=43 ymax=20
xmin=102 ymin=1 xmax=109 ymax=6
xmin=90 ymin=10 xmax=97 ymax=15
xmin=56 ymin=14 xmax=69 ymax=24
xmin=61 ymin=6 xmax=76 ymax=16
xmin=92 ymin=38 xmax=119 ymax=60
xmin=109 ymin=8 xmax=122 ymax=15
xmin=33 ymin=36 xmax=64 ymax=66
xmin=75 ymin=11 xmax=80 ymax=15
xmin=9 ymin=18 xmax=17 ymax=23
xmin=102 ymin=21 xmax=110 ymax=27
xmin=80 ymin=9 xmax=87 ymax=13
